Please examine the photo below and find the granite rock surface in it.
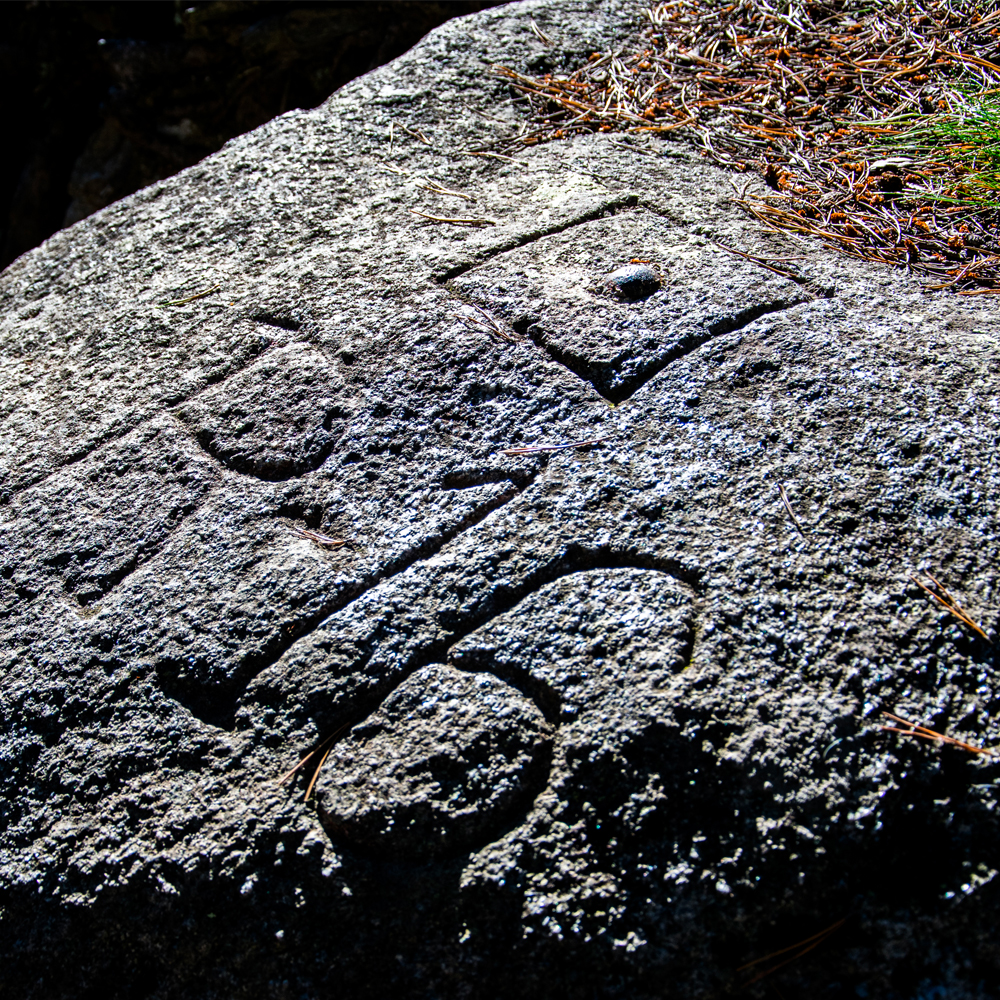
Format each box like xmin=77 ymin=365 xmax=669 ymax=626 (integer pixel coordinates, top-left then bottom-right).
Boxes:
xmin=2 ymin=2 xmax=1000 ymax=998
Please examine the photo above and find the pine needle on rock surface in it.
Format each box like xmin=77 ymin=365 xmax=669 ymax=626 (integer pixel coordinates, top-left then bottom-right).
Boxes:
xmin=880 ymin=711 xmax=1000 ymax=759
xmin=277 ymin=723 xmax=352 ymax=800
xmin=910 ymin=571 xmax=994 ymax=643
xmin=737 ymin=917 xmax=847 ymax=986
xmin=499 ymin=2 xmax=1000 ymax=291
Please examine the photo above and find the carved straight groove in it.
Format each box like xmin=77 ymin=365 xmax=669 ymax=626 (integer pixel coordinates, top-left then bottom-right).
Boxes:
xmin=433 ymin=195 xmax=640 ymax=283
xmin=161 ymin=470 xmax=541 ymax=728
xmin=638 ymin=199 xmax=838 ymax=296
xmin=56 ymin=482 xmax=209 ymax=608
xmin=251 ymin=313 xmax=303 ymax=333
xmin=706 ymin=297 xmax=807 ymax=337
xmin=441 ymin=466 xmax=538 ymax=490
xmin=1 ymin=338 xmax=277 ymax=505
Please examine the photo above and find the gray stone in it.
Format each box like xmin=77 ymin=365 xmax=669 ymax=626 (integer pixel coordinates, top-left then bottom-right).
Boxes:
xmin=602 ymin=263 xmax=660 ymax=301
xmin=2 ymin=2 xmax=1000 ymax=998
xmin=451 ymin=211 xmax=810 ymax=401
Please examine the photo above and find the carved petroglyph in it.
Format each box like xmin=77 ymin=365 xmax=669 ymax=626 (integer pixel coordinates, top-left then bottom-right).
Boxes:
xmin=316 ymin=665 xmax=555 ymax=860
xmin=6 ymin=3 xmax=1000 ymax=995
xmin=0 ymin=421 xmax=217 ymax=610
xmin=450 ymin=210 xmax=812 ymax=403
xmin=254 ymin=562 xmax=696 ymax=860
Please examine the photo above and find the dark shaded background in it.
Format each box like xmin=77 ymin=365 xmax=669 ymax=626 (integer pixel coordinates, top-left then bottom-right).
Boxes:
xmin=0 ymin=1 xmax=501 ymax=271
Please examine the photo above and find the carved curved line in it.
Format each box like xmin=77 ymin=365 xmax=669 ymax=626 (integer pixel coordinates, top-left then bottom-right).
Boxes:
xmin=3 ymin=315 xmax=320 ymax=503
xmin=190 ymin=427 xmax=344 ymax=482
xmin=280 ymin=552 xmax=698 ymax=756
xmin=316 ymin=674 xmax=557 ymax=864
xmin=302 ymin=560 xmax=697 ymax=861
xmin=1 ymin=335 xmax=281 ymax=505
xmin=274 ymin=546 xmax=701 ymax=741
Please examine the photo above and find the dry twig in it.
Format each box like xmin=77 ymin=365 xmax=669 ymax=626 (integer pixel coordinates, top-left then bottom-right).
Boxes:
xmin=162 ymin=283 xmax=221 ymax=306
xmin=500 ymin=437 xmax=607 ymax=456
xmin=778 ymin=483 xmax=807 ymax=536
xmin=399 ymin=122 xmax=431 ymax=145
xmin=276 ymin=722 xmax=352 ymax=800
xmin=418 ymin=180 xmax=477 ymax=202
xmin=529 ymin=18 xmax=552 ymax=46
xmin=410 ymin=209 xmax=496 ymax=226
xmin=290 ymin=526 xmax=346 ymax=549
xmin=461 ymin=150 xmax=531 ymax=167
xmin=716 ymin=241 xmax=807 ymax=281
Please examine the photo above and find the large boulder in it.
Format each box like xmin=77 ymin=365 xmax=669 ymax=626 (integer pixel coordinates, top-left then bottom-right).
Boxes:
xmin=2 ymin=2 xmax=1000 ymax=997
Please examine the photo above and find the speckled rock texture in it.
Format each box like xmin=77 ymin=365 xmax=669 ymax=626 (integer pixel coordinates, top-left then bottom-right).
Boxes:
xmin=2 ymin=3 xmax=1000 ymax=998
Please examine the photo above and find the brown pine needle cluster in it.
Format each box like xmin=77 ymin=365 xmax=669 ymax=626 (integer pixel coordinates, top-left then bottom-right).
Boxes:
xmin=498 ymin=2 xmax=1000 ymax=292
xmin=453 ymin=304 xmax=523 ymax=342
xmin=277 ymin=723 xmax=351 ymax=800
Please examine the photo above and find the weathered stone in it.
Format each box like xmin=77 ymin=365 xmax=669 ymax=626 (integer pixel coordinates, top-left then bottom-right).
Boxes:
xmin=452 ymin=211 xmax=810 ymax=402
xmin=2 ymin=2 xmax=1000 ymax=998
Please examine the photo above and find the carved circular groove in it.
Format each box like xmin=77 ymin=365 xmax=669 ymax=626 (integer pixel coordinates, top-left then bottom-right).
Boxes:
xmin=311 ymin=568 xmax=695 ymax=862
xmin=316 ymin=664 xmax=554 ymax=860
xmin=178 ymin=343 xmax=350 ymax=481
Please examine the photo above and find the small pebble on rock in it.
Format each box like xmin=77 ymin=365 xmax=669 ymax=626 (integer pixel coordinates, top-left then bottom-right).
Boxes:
xmin=603 ymin=263 xmax=660 ymax=300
